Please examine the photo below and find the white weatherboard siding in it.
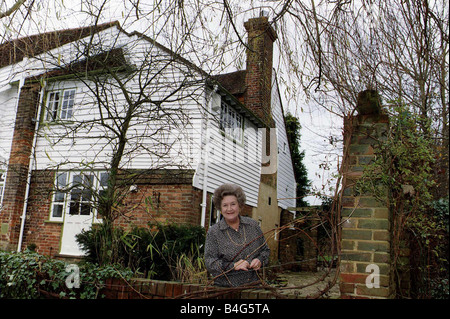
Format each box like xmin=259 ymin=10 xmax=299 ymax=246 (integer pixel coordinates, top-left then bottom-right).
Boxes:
xmin=33 ymin=29 xmax=206 ymax=172
xmin=0 ymin=85 xmax=18 ymax=167
xmin=0 ymin=26 xmax=130 ymax=170
xmin=192 ymin=75 xmax=297 ymax=210
xmin=0 ymin=25 xmax=216 ymax=187
xmin=192 ymin=91 xmax=262 ymax=208
xmin=0 ymin=66 xmax=22 ymax=173
xmin=271 ymin=75 xmax=296 ymax=210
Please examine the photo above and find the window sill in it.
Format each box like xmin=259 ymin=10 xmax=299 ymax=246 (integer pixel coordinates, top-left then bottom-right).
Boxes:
xmin=44 ymin=219 xmax=64 ymax=224
xmin=219 ymin=129 xmax=244 ymax=146
xmin=42 ymin=120 xmax=75 ymax=126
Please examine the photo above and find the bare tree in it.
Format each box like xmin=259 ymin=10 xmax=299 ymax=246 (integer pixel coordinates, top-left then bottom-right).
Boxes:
xmin=0 ymin=0 xmax=27 ymax=19
xmin=34 ymin=25 xmax=208 ymax=223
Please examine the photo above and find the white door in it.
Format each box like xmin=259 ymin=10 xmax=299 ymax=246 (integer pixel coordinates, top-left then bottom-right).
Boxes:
xmin=60 ymin=173 xmax=95 ymax=256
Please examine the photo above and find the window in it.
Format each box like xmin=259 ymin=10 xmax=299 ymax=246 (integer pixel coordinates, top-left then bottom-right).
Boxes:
xmin=49 ymin=171 xmax=109 ymax=222
xmin=220 ymin=101 xmax=243 ymax=142
xmin=51 ymin=172 xmax=68 ymax=220
xmin=69 ymin=173 xmax=94 ymax=216
xmin=46 ymin=89 xmax=76 ymax=121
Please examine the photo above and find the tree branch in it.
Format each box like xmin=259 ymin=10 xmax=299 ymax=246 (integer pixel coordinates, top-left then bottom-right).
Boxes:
xmin=0 ymin=0 xmax=26 ymax=19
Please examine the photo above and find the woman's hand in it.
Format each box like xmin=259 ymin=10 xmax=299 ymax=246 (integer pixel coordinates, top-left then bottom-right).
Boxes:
xmin=233 ymin=259 xmax=250 ymax=271
xmin=249 ymin=258 xmax=261 ymax=270
xmin=234 ymin=259 xmax=262 ymax=271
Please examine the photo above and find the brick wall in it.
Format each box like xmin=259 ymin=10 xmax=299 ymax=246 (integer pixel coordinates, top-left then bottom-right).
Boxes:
xmin=0 ymin=82 xmax=41 ymax=251
xmin=114 ymin=183 xmax=204 ymax=228
xmin=23 ymin=170 xmax=61 ymax=256
xmin=279 ymin=209 xmax=318 ymax=272
xmin=15 ymin=164 xmax=256 ymax=256
xmin=18 ymin=169 xmax=206 ymax=256
xmin=298 ymin=227 xmax=318 ymax=272
xmin=278 ymin=209 xmax=299 ymax=271
xmin=99 ymin=278 xmax=303 ymax=299
xmin=339 ymin=91 xmax=394 ymax=298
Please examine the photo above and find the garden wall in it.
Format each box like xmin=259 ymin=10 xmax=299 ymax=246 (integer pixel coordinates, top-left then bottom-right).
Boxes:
xmin=99 ymin=278 xmax=303 ymax=299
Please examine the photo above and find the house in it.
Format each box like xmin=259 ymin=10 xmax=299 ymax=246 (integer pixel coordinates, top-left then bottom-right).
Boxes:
xmin=0 ymin=17 xmax=296 ymax=261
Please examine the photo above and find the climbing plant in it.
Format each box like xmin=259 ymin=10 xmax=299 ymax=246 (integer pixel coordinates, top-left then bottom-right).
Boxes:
xmin=285 ymin=113 xmax=311 ymax=207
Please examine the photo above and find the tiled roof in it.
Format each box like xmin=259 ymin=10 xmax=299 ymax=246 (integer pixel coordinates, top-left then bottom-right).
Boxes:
xmin=0 ymin=21 xmax=119 ymax=68
xmin=213 ymin=70 xmax=246 ymax=96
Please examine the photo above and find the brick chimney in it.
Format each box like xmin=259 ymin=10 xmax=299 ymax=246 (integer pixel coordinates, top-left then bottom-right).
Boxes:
xmin=244 ymin=16 xmax=277 ymax=127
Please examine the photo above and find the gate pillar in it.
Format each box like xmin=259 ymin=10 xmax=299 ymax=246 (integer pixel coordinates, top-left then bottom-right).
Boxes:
xmin=339 ymin=90 xmax=395 ymax=298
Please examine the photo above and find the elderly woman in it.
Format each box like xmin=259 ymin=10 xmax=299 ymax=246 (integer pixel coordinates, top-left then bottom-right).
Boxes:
xmin=204 ymin=183 xmax=270 ymax=287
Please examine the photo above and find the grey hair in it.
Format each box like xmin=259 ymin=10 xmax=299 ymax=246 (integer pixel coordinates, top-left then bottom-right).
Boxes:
xmin=213 ymin=183 xmax=246 ymax=210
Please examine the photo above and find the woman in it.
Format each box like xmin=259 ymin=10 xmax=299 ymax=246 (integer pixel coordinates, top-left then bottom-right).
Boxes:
xmin=204 ymin=183 xmax=270 ymax=287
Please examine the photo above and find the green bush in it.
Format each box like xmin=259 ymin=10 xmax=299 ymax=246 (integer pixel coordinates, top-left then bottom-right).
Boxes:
xmin=0 ymin=250 xmax=132 ymax=299
xmin=148 ymin=223 xmax=205 ymax=280
xmin=76 ymin=222 xmax=205 ymax=281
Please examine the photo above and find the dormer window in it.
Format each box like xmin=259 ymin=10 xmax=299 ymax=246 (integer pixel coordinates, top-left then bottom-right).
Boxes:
xmin=46 ymin=89 xmax=76 ymax=121
xmin=220 ymin=100 xmax=243 ymax=142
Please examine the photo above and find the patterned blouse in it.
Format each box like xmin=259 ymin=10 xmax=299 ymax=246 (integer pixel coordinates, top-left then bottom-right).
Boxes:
xmin=204 ymin=216 xmax=270 ymax=287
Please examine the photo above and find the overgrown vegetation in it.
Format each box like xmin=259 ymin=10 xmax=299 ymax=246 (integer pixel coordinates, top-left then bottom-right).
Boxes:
xmin=355 ymin=103 xmax=449 ymax=298
xmin=0 ymin=249 xmax=132 ymax=299
xmin=407 ymin=197 xmax=449 ymax=298
xmin=76 ymin=222 xmax=206 ymax=282
xmin=0 ymin=222 xmax=207 ymax=299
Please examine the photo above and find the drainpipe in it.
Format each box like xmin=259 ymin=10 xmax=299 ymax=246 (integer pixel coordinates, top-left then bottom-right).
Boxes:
xmin=17 ymin=79 xmax=46 ymax=252
xmin=200 ymin=85 xmax=218 ymax=228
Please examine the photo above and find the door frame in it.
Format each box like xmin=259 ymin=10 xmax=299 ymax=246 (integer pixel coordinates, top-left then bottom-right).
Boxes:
xmin=53 ymin=171 xmax=107 ymax=256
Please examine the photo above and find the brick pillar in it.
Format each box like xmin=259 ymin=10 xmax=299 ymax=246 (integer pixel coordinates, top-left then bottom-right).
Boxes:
xmin=339 ymin=90 xmax=394 ymax=298
xmin=0 ymin=82 xmax=41 ymax=251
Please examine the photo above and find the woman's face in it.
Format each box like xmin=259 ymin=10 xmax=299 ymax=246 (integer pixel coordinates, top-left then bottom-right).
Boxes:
xmin=220 ymin=195 xmax=240 ymax=224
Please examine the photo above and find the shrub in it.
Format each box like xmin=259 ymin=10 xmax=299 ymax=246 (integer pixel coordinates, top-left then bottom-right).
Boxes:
xmin=0 ymin=250 xmax=132 ymax=299
xmin=76 ymin=222 xmax=206 ymax=281
xmin=147 ymin=223 xmax=206 ymax=280
xmin=407 ymin=197 xmax=449 ymax=299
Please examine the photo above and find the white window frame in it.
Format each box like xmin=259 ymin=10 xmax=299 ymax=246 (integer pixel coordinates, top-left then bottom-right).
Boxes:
xmin=49 ymin=171 xmax=109 ymax=223
xmin=45 ymin=88 xmax=76 ymax=122
xmin=220 ymin=100 xmax=243 ymax=143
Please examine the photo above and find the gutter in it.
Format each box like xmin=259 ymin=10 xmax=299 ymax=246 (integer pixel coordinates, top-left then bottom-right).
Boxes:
xmin=17 ymin=79 xmax=46 ymax=252
xmin=200 ymin=85 xmax=218 ymax=228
